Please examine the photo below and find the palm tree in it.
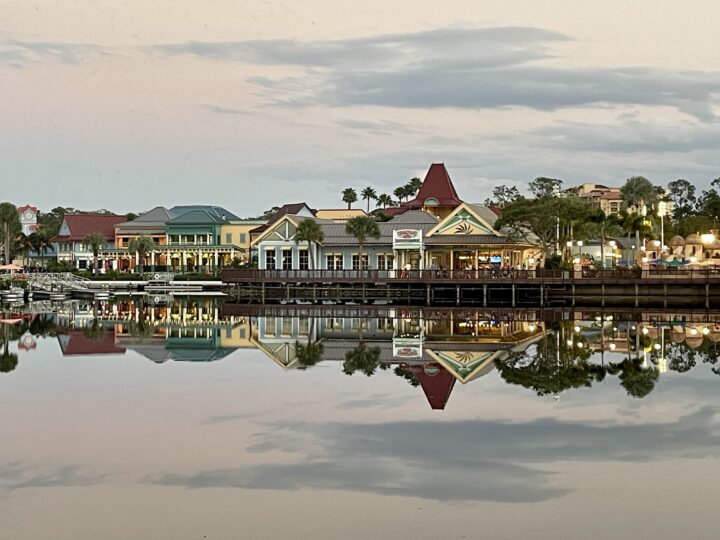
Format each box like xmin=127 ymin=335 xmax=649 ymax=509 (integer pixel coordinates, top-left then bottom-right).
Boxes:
xmin=406 ymin=177 xmax=422 ymax=196
xmin=393 ymin=186 xmax=407 ymax=203
xmin=294 ymin=218 xmax=325 ymax=269
xmin=14 ymin=233 xmax=32 ymax=268
xmin=295 ymin=341 xmax=325 ymax=367
xmin=83 ymin=232 xmax=107 ymax=275
xmin=0 ymin=202 xmax=20 ymax=265
xmin=342 ymin=188 xmax=358 ymax=209
xmin=29 ymin=230 xmax=53 ymax=269
xmin=345 ymin=216 xmax=380 ymax=270
xmin=621 ymin=176 xmax=657 ymax=212
xmin=0 ymin=323 xmax=18 ymax=373
xmin=343 ymin=341 xmax=382 ymax=376
xmin=127 ymin=235 xmax=157 ymax=273
xmin=376 ymin=194 xmax=393 ymax=209
xmin=361 ymin=187 xmax=377 ymax=213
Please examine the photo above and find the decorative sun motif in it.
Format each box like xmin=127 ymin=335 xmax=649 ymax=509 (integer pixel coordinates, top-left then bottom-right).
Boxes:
xmin=453 ymin=351 xmax=477 ymax=364
xmin=455 ymin=222 xmax=473 ymax=235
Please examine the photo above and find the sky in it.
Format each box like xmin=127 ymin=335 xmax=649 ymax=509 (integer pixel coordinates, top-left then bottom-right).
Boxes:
xmin=2 ymin=0 xmax=720 ymax=217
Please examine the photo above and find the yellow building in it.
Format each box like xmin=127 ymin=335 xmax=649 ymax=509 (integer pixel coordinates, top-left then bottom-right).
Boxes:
xmin=315 ymin=209 xmax=367 ymax=221
xmin=221 ymin=221 xmax=265 ymax=263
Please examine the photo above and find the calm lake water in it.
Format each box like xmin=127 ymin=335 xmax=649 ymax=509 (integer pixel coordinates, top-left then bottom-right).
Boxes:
xmin=2 ymin=298 xmax=720 ymax=539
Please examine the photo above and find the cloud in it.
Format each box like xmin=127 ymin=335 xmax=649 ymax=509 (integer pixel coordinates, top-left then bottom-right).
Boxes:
xmin=147 ymin=406 xmax=720 ymax=503
xmin=150 ymin=26 xmax=720 ymax=119
xmin=0 ymin=462 xmax=106 ymax=491
xmin=0 ymin=39 xmax=104 ymax=68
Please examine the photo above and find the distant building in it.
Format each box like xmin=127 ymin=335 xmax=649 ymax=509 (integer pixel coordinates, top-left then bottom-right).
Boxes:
xmin=575 ymin=183 xmax=624 ymax=215
xmin=17 ymin=205 xmax=38 ymax=235
xmin=314 ymin=209 xmax=367 ymax=221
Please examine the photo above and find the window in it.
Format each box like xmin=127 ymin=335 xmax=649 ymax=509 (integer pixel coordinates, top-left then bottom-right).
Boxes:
xmin=377 ymin=254 xmax=394 ymax=270
xmin=326 ymin=254 xmax=343 ymax=270
xmin=239 ymin=233 xmax=246 ymax=244
xmin=299 ymin=250 xmax=309 ymax=270
xmin=265 ymin=249 xmax=276 ymax=269
xmin=282 ymin=249 xmax=293 ymax=270
xmin=225 ymin=233 xmax=232 ymax=244
xmin=352 ymin=254 xmax=369 ymax=270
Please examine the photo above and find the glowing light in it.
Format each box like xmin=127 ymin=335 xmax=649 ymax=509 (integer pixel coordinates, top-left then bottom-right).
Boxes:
xmin=577 ymin=240 xmax=584 ymax=247
xmin=690 ymin=256 xmax=698 ymax=263
xmin=701 ymin=233 xmax=715 ymax=244
xmin=690 ymin=328 xmax=699 ymax=336
xmin=574 ymin=325 xmax=581 ymax=333
xmin=641 ymin=327 xmax=649 ymax=335
xmin=609 ymin=343 xmax=617 ymax=350
xmin=573 ymin=258 xmax=581 ymax=264
xmin=566 ymin=339 xmax=574 ymax=347
xmin=566 ymin=241 xmax=573 ymax=248
xmin=703 ymin=327 xmax=711 ymax=335
xmin=654 ymin=343 xmax=661 ymax=350
xmin=577 ymin=342 xmax=584 ymax=348
xmin=528 ymin=324 xmax=536 ymax=332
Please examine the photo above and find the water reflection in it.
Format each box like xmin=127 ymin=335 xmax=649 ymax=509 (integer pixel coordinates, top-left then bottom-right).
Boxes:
xmin=2 ymin=298 xmax=720 ymax=409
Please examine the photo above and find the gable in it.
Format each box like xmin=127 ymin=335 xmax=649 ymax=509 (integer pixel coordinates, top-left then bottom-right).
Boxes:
xmin=58 ymin=219 xmax=71 ymax=236
xmin=253 ymin=216 xmax=298 ymax=245
xmin=430 ymin=207 xmax=498 ymax=237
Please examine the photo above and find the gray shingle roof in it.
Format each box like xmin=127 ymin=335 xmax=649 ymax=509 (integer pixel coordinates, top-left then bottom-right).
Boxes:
xmin=169 ymin=205 xmax=240 ymax=221
xmin=116 ymin=206 xmax=175 ymax=230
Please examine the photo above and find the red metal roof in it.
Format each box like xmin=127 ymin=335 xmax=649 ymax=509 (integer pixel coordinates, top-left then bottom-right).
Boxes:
xmin=17 ymin=205 xmax=38 ymax=213
xmin=250 ymin=203 xmax=315 ymax=235
xmin=53 ymin=214 xmax=125 ymax=242
xmin=404 ymin=163 xmax=462 ymax=209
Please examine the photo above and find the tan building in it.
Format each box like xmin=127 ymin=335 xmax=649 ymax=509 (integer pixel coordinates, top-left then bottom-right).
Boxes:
xmin=575 ymin=183 xmax=624 ymax=215
xmin=315 ymin=209 xmax=367 ymax=221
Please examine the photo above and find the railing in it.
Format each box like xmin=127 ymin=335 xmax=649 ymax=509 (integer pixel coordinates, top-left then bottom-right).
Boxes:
xmin=222 ymin=267 xmax=720 ymax=283
xmin=222 ymin=268 xmax=561 ymax=282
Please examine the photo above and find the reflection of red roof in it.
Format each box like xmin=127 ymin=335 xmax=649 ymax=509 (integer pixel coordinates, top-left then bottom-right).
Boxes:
xmin=404 ymin=163 xmax=462 ymax=209
xmin=404 ymin=363 xmax=456 ymax=410
xmin=52 ymin=214 xmax=125 ymax=242
xmin=56 ymin=329 xmax=126 ymax=356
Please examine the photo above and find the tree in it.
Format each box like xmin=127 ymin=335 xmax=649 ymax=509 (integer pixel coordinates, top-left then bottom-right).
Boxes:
xmin=28 ymin=230 xmax=53 ymax=267
xmin=342 ymin=188 xmax=358 ymax=209
xmin=294 ymin=218 xmax=325 ymax=269
xmin=376 ymin=194 xmax=394 ymax=209
xmin=484 ymin=185 xmax=524 ymax=208
xmin=14 ymin=233 xmax=32 ymax=267
xmin=406 ymin=177 xmax=422 ymax=196
xmin=361 ymin=187 xmax=377 ymax=213
xmin=125 ymin=212 xmax=138 ymax=221
xmin=393 ymin=186 xmax=407 ymax=202
xmin=0 ymin=324 xmax=19 ymax=374
xmin=127 ymin=235 xmax=157 ymax=272
xmin=83 ymin=232 xmax=107 ymax=275
xmin=345 ymin=216 xmax=380 ymax=269
xmin=343 ymin=342 xmax=382 ymax=376
xmin=621 ymin=176 xmax=657 ymax=212
xmin=0 ymin=202 xmax=20 ymax=265
xmin=529 ymin=177 xmax=563 ymax=199
xmin=667 ymin=179 xmax=697 ymax=221
xmin=612 ymin=358 xmax=659 ymax=398
xmin=295 ymin=341 xmax=325 ymax=367
xmin=496 ymin=199 xmax=557 ymax=267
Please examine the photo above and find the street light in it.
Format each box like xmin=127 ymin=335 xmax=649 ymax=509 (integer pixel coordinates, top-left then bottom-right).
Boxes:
xmin=657 ymin=201 xmax=668 ymax=251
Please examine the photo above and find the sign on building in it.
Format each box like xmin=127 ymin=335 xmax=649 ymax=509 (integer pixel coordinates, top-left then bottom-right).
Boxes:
xmin=392 ymin=229 xmax=423 ymax=250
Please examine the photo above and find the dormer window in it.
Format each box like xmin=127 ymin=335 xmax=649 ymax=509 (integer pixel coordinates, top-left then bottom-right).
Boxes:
xmin=424 ymin=198 xmax=439 ymax=206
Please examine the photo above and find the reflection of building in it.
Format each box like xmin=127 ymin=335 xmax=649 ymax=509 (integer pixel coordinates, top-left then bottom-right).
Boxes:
xmin=56 ymin=329 xmax=126 ymax=356
xmin=252 ymin=314 xmax=542 ymax=409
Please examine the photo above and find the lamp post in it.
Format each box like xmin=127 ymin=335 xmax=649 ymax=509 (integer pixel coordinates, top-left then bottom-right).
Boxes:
xmin=657 ymin=201 xmax=668 ymax=254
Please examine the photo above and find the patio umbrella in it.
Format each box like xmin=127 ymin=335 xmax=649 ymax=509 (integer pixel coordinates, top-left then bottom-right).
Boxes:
xmin=0 ymin=264 xmax=22 ymax=272
xmin=665 ymin=259 xmax=687 ymax=266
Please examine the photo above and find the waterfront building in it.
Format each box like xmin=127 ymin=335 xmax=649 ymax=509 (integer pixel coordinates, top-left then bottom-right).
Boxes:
xmin=112 ymin=206 xmax=173 ymax=271
xmin=51 ymin=213 xmax=126 ymax=270
xmin=254 ymin=202 xmax=537 ymax=271
xmin=314 ymin=209 xmax=367 ymax=221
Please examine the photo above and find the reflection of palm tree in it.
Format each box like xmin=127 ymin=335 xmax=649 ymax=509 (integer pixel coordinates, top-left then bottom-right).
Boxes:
xmin=28 ymin=314 xmax=56 ymax=337
xmin=295 ymin=341 xmax=324 ymax=367
xmin=82 ymin=319 xmax=106 ymax=342
xmin=0 ymin=324 xmax=18 ymax=373
xmin=343 ymin=342 xmax=382 ymax=376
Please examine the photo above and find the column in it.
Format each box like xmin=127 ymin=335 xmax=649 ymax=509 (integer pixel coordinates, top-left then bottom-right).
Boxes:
xmin=214 ymin=250 xmax=219 ymax=269
xmin=150 ymin=251 xmax=155 ymax=272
